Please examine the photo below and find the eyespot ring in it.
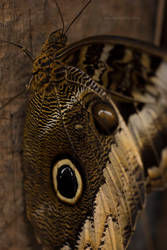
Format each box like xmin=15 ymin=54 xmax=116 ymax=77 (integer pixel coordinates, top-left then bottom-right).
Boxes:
xmin=52 ymin=159 xmax=83 ymax=205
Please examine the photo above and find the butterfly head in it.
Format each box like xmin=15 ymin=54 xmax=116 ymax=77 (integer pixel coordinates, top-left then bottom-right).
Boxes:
xmin=49 ymin=29 xmax=67 ymax=45
xmin=41 ymin=29 xmax=67 ymax=53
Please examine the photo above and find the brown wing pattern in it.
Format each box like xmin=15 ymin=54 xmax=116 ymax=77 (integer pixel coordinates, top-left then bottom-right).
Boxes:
xmin=61 ymin=36 xmax=167 ymax=180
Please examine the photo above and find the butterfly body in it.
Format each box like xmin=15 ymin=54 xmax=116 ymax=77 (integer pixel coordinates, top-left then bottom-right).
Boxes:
xmin=23 ymin=30 xmax=167 ymax=249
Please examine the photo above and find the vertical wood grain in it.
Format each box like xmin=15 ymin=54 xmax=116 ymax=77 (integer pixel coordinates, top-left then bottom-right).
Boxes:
xmin=0 ymin=1 xmax=166 ymax=249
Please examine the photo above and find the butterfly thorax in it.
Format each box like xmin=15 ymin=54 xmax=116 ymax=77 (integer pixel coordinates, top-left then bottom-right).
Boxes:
xmin=31 ymin=30 xmax=67 ymax=91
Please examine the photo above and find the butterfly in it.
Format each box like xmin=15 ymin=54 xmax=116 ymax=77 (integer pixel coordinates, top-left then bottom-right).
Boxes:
xmin=0 ymin=1 xmax=167 ymax=249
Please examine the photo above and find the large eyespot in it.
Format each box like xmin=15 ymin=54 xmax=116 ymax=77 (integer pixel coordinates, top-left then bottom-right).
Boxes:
xmin=52 ymin=159 xmax=82 ymax=205
xmin=92 ymin=102 xmax=118 ymax=135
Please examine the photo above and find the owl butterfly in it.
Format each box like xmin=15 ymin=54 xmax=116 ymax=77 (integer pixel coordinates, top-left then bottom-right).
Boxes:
xmin=0 ymin=0 xmax=167 ymax=249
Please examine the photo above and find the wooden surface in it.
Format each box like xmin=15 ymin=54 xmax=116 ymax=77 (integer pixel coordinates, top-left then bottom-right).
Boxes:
xmin=0 ymin=0 xmax=166 ymax=249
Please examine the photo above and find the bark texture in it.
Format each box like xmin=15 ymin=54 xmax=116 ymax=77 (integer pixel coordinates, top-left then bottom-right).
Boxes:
xmin=0 ymin=0 xmax=166 ymax=249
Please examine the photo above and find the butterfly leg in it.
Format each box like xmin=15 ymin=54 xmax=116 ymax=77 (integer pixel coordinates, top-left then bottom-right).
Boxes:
xmin=147 ymin=147 xmax=167 ymax=192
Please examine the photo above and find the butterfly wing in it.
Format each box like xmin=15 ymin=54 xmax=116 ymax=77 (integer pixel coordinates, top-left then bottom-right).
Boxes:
xmin=61 ymin=36 xmax=167 ymax=185
xmin=23 ymin=36 xmax=167 ymax=250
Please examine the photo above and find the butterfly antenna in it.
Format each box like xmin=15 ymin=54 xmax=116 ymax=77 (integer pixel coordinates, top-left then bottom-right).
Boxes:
xmin=0 ymin=40 xmax=34 ymax=61
xmin=55 ymin=0 xmax=65 ymax=36
xmin=0 ymin=89 xmax=26 ymax=111
xmin=65 ymin=0 xmax=92 ymax=35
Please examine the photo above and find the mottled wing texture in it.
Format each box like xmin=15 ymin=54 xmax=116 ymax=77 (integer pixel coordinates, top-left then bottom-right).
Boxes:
xmin=61 ymin=36 xmax=167 ymax=180
xmin=63 ymin=37 xmax=167 ymax=249
xmin=23 ymin=35 xmax=167 ymax=250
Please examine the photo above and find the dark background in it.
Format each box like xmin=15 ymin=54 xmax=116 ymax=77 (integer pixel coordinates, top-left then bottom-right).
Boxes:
xmin=0 ymin=0 xmax=167 ymax=249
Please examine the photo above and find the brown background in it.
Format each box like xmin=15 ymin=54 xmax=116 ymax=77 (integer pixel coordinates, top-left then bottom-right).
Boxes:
xmin=0 ymin=0 xmax=167 ymax=249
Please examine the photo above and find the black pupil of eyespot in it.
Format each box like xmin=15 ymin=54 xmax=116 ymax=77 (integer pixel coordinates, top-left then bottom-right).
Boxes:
xmin=57 ymin=165 xmax=78 ymax=199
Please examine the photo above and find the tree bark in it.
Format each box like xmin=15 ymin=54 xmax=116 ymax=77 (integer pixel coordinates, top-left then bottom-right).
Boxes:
xmin=0 ymin=0 xmax=166 ymax=249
